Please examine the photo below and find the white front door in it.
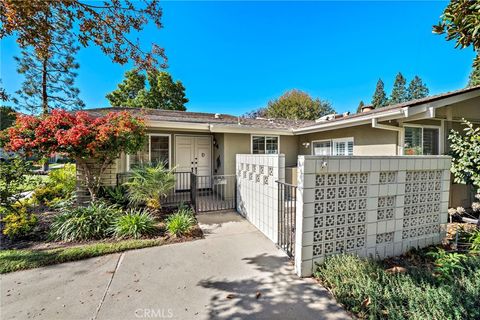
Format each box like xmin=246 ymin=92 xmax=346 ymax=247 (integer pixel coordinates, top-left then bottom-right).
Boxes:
xmin=175 ymin=135 xmax=212 ymax=189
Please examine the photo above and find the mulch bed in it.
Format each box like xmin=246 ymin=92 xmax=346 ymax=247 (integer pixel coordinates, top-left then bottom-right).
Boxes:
xmin=1 ymin=207 xmax=203 ymax=251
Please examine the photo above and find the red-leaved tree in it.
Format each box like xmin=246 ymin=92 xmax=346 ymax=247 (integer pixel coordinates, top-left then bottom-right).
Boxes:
xmin=0 ymin=109 xmax=146 ymax=201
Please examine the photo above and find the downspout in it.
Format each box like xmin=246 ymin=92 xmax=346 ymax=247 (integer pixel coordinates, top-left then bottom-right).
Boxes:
xmin=371 ymin=118 xmax=404 ymax=155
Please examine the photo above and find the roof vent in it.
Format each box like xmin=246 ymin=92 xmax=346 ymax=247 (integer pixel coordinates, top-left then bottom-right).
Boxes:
xmin=343 ymin=111 xmax=350 ymax=117
xmin=361 ymin=105 xmax=374 ymax=113
xmin=214 ymin=113 xmax=221 ymax=119
xmin=315 ymin=114 xmax=337 ymax=123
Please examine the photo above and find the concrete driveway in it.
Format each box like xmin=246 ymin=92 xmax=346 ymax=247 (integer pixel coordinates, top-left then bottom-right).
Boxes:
xmin=1 ymin=211 xmax=349 ymax=320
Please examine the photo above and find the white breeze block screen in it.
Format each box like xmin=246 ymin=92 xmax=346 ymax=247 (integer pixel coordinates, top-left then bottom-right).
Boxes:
xmin=295 ymin=156 xmax=451 ymax=277
xmin=236 ymin=154 xmax=285 ymax=242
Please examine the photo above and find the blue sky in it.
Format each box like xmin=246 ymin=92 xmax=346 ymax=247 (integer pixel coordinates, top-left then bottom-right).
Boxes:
xmin=0 ymin=1 xmax=476 ymax=115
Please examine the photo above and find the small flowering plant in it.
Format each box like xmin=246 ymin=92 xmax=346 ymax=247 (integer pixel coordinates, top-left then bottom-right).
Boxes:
xmin=1 ymin=109 xmax=146 ymax=200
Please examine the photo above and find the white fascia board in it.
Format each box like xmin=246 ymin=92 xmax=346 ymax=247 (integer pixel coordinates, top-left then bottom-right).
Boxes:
xmin=209 ymin=124 xmax=294 ymax=135
xmin=146 ymin=120 xmax=294 ymax=135
xmin=293 ymin=109 xmax=404 ymax=134
xmin=371 ymin=118 xmax=401 ymax=131
xmin=145 ymin=120 xmax=211 ymax=132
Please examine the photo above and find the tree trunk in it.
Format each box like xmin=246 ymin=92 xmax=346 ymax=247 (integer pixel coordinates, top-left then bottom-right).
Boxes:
xmin=77 ymin=158 xmax=113 ymax=203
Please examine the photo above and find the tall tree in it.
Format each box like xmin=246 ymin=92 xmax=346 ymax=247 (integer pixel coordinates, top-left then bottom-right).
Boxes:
xmin=390 ymin=72 xmax=408 ymax=104
xmin=407 ymin=76 xmax=429 ymax=100
xmin=371 ymin=79 xmax=388 ymax=108
xmin=0 ymin=79 xmax=8 ymax=102
xmin=434 ymin=1 xmax=480 ymax=87
xmin=141 ymin=71 xmax=188 ymax=110
xmin=0 ymin=80 xmax=15 ymax=130
xmin=107 ymin=69 xmax=188 ymax=110
xmin=0 ymin=1 xmax=166 ymax=70
xmin=13 ymin=10 xmax=84 ymax=114
xmin=259 ymin=89 xmax=334 ymax=120
xmin=468 ymin=60 xmax=480 ymax=87
xmin=106 ymin=70 xmax=146 ymax=108
xmin=356 ymin=100 xmax=365 ymax=113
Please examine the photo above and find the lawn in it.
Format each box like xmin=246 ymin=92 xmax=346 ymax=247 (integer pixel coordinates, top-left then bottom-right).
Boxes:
xmin=315 ymin=251 xmax=480 ymax=320
xmin=0 ymin=238 xmax=166 ymax=274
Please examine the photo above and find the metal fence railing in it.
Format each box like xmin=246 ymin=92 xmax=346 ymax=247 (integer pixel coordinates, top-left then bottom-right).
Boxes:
xmin=116 ymin=171 xmax=192 ymax=207
xmin=191 ymin=174 xmax=236 ymax=213
xmin=117 ymin=171 xmax=237 ymax=212
xmin=277 ymin=181 xmax=297 ymax=258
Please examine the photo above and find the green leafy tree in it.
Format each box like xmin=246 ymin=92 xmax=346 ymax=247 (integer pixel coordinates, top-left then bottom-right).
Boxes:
xmin=0 ymin=156 xmax=34 ymax=213
xmin=106 ymin=69 xmax=188 ymax=110
xmin=106 ymin=70 xmax=146 ymax=108
xmin=390 ymin=72 xmax=408 ymax=104
xmin=0 ymin=79 xmax=9 ymax=102
xmin=262 ymin=89 xmax=335 ymax=120
xmin=371 ymin=79 xmax=388 ymax=108
xmin=13 ymin=11 xmax=84 ymax=114
xmin=434 ymin=1 xmax=480 ymax=87
xmin=0 ymin=107 xmax=16 ymax=130
xmin=141 ymin=71 xmax=188 ymax=110
xmin=407 ymin=76 xmax=429 ymax=100
xmin=356 ymin=100 xmax=365 ymax=113
xmin=468 ymin=62 xmax=480 ymax=87
xmin=448 ymin=120 xmax=480 ymax=192
xmin=0 ymin=81 xmax=16 ymax=130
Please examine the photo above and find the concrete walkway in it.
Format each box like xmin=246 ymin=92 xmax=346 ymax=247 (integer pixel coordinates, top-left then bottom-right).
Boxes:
xmin=1 ymin=211 xmax=349 ymax=320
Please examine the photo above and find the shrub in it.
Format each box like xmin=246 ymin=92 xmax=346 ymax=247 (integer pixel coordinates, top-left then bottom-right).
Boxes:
xmin=449 ymin=120 xmax=480 ymax=191
xmin=0 ymin=156 xmax=34 ymax=212
xmin=100 ymin=185 xmax=130 ymax=207
xmin=468 ymin=229 xmax=480 ymax=253
xmin=123 ymin=163 xmax=175 ymax=210
xmin=33 ymin=164 xmax=76 ymax=206
xmin=2 ymin=208 xmax=38 ymax=239
xmin=315 ymin=254 xmax=480 ymax=320
xmin=165 ymin=207 xmax=195 ymax=237
xmin=427 ymin=248 xmax=467 ymax=280
xmin=111 ymin=208 xmax=157 ymax=239
xmin=49 ymin=201 xmax=121 ymax=242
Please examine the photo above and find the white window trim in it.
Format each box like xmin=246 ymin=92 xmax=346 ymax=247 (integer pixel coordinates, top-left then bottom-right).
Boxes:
xmin=311 ymin=139 xmax=332 ymax=155
xmin=127 ymin=133 xmax=171 ymax=171
xmin=250 ymin=135 xmax=280 ymax=154
xmin=403 ymin=124 xmax=440 ymax=155
xmin=311 ymin=137 xmax=354 ymax=156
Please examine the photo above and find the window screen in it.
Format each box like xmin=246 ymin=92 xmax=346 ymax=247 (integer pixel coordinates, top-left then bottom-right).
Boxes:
xmin=312 ymin=141 xmax=332 ymax=155
xmin=150 ymin=135 xmax=170 ymax=167
xmin=252 ymin=136 xmax=278 ymax=154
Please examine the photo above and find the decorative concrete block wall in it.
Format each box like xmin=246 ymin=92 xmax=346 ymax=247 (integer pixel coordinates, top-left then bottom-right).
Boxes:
xmin=236 ymin=154 xmax=285 ymax=242
xmin=295 ymin=156 xmax=451 ymax=277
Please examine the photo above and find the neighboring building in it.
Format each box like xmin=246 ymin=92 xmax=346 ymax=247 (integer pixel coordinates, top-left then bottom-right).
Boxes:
xmin=83 ymin=85 xmax=480 ymax=207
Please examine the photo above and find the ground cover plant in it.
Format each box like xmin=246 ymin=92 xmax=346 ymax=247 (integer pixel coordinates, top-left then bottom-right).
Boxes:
xmin=315 ymin=229 xmax=480 ymax=320
xmin=165 ymin=206 xmax=196 ymax=237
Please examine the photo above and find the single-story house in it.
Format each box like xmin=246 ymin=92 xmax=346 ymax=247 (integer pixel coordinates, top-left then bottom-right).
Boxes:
xmin=83 ymin=85 xmax=480 ymax=208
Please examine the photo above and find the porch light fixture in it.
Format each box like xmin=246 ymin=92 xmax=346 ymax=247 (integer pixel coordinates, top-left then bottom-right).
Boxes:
xmin=302 ymin=142 xmax=310 ymax=148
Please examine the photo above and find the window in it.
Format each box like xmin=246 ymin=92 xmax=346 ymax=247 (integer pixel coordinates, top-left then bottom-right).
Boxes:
xmin=312 ymin=138 xmax=354 ymax=156
xmin=312 ymin=140 xmax=331 ymax=155
xmin=404 ymin=126 xmax=439 ymax=155
xmin=252 ymin=136 xmax=279 ymax=154
xmin=128 ymin=134 xmax=171 ymax=169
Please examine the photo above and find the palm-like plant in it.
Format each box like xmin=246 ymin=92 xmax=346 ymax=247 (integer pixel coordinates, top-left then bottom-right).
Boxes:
xmin=123 ymin=163 xmax=175 ymax=210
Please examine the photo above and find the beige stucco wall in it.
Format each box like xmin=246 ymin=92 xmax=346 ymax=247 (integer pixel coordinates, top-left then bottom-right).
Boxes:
xmin=280 ymin=135 xmax=299 ymax=167
xmin=297 ymin=124 xmax=398 ymax=156
xmin=222 ymin=133 xmax=251 ymax=175
xmin=117 ymin=130 xmax=297 ymax=176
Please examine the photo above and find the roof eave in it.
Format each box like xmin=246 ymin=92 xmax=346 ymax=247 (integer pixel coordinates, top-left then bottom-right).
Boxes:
xmin=146 ymin=120 xmax=295 ymax=135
